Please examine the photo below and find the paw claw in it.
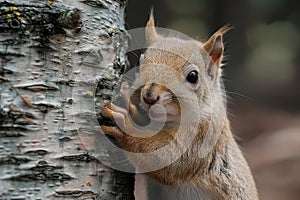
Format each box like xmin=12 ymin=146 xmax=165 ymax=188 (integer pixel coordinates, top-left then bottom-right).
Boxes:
xmin=100 ymin=104 xmax=113 ymax=118
xmin=105 ymin=101 xmax=112 ymax=109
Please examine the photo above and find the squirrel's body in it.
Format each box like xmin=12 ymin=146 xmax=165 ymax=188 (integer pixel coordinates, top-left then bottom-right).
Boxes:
xmin=148 ymin=179 xmax=213 ymax=200
xmin=101 ymin=12 xmax=258 ymax=200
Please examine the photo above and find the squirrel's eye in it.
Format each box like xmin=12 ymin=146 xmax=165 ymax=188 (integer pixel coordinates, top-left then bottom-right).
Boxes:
xmin=186 ymin=70 xmax=198 ymax=84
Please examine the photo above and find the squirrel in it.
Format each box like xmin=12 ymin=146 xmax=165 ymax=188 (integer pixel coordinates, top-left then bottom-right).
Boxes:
xmin=100 ymin=11 xmax=258 ymax=200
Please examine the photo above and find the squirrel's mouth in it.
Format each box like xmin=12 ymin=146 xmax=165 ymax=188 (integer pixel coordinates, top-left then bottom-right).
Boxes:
xmin=139 ymin=90 xmax=180 ymax=122
xmin=146 ymin=104 xmax=179 ymax=122
xmin=148 ymin=104 xmax=167 ymax=121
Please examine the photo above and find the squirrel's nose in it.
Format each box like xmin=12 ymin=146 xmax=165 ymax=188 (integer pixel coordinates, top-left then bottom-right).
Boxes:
xmin=143 ymin=96 xmax=159 ymax=105
xmin=142 ymin=83 xmax=160 ymax=105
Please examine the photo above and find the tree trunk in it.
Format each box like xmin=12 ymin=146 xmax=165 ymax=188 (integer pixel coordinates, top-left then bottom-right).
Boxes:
xmin=0 ymin=0 xmax=134 ymax=199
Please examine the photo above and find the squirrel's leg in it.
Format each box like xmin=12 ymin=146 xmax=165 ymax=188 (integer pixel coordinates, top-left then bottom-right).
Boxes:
xmin=120 ymin=82 xmax=138 ymax=116
xmin=100 ymin=103 xmax=156 ymax=141
xmin=100 ymin=125 xmax=124 ymax=138
xmin=100 ymin=101 xmax=143 ymax=137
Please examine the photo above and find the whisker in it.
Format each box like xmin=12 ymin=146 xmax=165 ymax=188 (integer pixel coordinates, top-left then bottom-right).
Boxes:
xmin=204 ymin=88 xmax=253 ymax=101
xmin=226 ymin=91 xmax=253 ymax=101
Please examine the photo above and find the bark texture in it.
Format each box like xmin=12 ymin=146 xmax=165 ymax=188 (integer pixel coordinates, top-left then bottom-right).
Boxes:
xmin=0 ymin=0 xmax=134 ymax=199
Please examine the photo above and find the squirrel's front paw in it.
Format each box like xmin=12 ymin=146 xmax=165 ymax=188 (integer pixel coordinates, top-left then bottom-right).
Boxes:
xmin=100 ymin=101 xmax=133 ymax=139
xmin=100 ymin=82 xmax=149 ymax=139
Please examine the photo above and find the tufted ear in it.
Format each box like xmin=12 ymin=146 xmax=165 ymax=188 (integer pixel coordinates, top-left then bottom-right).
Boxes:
xmin=203 ymin=25 xmax=232 ymax=68
xmin=145 ymin=9 xmax=160 ymax=46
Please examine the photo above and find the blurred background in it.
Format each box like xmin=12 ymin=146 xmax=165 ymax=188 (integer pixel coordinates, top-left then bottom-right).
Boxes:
xmin=126 ymin=0 xmax=300 ymax=199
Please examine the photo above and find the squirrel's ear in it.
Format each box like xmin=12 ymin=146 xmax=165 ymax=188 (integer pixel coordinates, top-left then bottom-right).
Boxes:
xmin=145 ymin=9 xmax=160 ymax=46
xmin=203 ymin=25 xmax=232 ymax=68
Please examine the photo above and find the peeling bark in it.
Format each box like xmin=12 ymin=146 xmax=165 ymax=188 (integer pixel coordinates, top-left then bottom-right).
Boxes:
xmin=0 ymin=0 xmax=134 ymax=199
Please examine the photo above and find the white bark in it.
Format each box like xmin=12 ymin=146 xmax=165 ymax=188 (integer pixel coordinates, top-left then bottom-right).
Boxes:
xmin=0 ymin=0 xmax=134 ymax=199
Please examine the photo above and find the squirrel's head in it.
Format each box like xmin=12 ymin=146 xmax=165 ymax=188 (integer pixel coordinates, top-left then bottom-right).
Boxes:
xmin=131 ymin=11 xmax=230 ymax=123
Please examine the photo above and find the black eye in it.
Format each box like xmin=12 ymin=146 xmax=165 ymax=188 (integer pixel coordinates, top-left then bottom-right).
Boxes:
xmin=186 ymin=70 xmax=198 ymax=84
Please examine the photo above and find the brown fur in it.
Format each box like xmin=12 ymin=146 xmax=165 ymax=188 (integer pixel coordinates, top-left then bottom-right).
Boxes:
xmin=100 ymin=12 xmax=258 ymax=200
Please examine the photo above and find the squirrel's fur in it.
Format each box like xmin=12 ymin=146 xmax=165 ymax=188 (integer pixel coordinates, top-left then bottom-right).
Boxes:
xmin=100 ymin=11 xmax=258 ymax=200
